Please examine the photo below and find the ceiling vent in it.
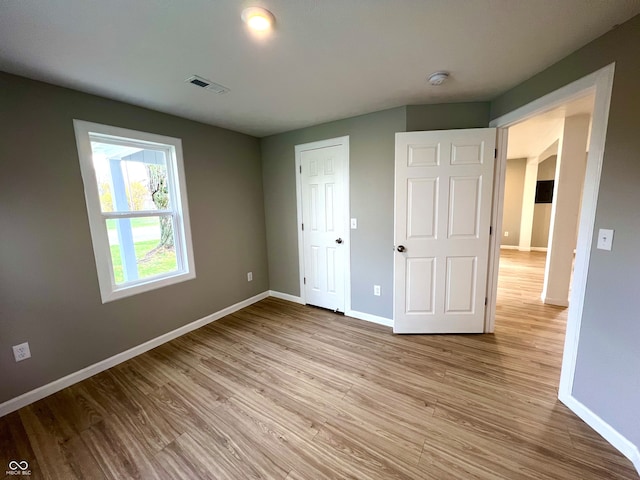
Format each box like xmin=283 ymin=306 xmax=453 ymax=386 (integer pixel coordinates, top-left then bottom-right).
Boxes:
xmin=185 ymin=75 xmax=230 ymax=94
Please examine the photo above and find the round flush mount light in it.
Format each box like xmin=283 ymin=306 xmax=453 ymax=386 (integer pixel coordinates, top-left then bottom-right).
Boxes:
xmin=242 ymin=6 xmax=275 ymax=31
xmin=428 ymin=71 xmax=450 ymax=86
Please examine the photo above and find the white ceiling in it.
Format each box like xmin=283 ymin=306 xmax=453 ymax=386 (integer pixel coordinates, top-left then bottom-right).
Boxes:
xmin=1 ymin=1 xmax=638 ymax=137
xmin=507 ymin=94 xmax=595 ymax=159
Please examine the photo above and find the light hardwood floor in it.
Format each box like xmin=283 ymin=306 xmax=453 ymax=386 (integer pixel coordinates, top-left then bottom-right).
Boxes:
xmin=1 ymin=250 xmax=637 ymax=479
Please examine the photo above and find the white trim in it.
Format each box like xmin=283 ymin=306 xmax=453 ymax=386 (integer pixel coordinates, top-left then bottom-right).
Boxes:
xmin=73 ymin=120 xmax=196 ymax=303
xmin=267 ymin=292 xmax=393 ymax=328
xmin=559 ymin=64 xmax=615 ymax=398
xmin=484 ymin=128 xmax=508 ymax=333
xmin=486 ymin=63 xmax=613 ymax=345
xmin=489 ymin=66 xmax=612 ymax=128
xmin=559 ymin=391 xmax=640 ymax=475
xmin=268 ymin=290 xmax=304 ymax=304
xmin=516 ymin=246 xmax=547 ymax=252
xmin=499 ymin=245 xmax=518 ymax=250
xmin=294 ymin=148 xmax=306 ymax=304
xmin=487 ymin=63 xmax=621 ymax=453
xmin=0 ymin=292 xmax=268 ymax=418
xmin=294 ymin=136 xmax=351 ymax=313
xmin=345 ymin=309 xmax=393 ymax=327
xmin=541 ymin=295 xmax=569 ymax=307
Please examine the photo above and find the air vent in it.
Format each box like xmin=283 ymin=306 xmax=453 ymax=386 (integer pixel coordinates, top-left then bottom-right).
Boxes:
xmin=185 ymin=75 xmax=230 ymax=95
xmin=190 ymin=78 xmax=209 ymax=88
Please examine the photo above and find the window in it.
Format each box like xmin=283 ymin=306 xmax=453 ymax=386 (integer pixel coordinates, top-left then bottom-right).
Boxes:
xmin=74 ymin=120 xmax=195 ymax=302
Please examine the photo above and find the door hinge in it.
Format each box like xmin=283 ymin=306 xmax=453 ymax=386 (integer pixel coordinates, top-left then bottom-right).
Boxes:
xmin=494 ymin=148 xmax=497 ymax=159
xmin=485 ymin=297 xmax=488 ymax=306
xmin=489 ymin=226 xmax=493 ymax=235
xmin=299 ymin=165 xmax=302 ymax=173
xmin=302 ymin=223 xmax=304 ymax=231
xmin=304 ymin=277 xmax=306 ymax=285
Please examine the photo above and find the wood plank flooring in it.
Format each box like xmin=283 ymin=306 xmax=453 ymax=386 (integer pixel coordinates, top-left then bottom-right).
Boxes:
xmin=1 ymin=250 xmax=637 ymax=479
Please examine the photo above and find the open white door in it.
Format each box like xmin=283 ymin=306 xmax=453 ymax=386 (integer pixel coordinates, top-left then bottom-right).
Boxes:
xmin=297 ymin=137 xmax=349 ymax=312
xmin=394 ymin=129 xmax=496 ymax=333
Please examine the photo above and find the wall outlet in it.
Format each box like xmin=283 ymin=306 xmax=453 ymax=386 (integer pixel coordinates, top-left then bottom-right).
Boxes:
xmin=373 ymin=285 xmax=381 ymax=296
xmin=597 ymin=228 xmax=614 ymax=251
xmin=13 ymin=342 xmax=31 ymax=362
xmin=247 ymin=272 xmax=253 ymax=282
xmin=504 ymin=231 xmax=509 ymax=237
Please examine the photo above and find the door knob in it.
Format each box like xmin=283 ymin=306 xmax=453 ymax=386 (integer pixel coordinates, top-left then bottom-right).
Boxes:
xmin=396 ymin=245 xmax=406 ymax=252
xmin=335 ymin=238 xmax=343 ymax=244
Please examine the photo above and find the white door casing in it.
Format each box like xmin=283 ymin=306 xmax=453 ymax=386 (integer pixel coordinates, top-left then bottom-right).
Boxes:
xmin=394 ymin=129 xmax=496 ymax=333
xmin=487 ymin=64 xmax=615 ymax=397
xmin=487 ymin=65 xmax=634 ymax=469
xmin=296 ymin=137 xmax=349 ymax=312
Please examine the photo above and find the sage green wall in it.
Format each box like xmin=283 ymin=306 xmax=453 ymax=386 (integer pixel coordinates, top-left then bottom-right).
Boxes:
xmin=502 ymin=158 xmax=526 ymax=246
xmin=490 ymin=14 xmax=640 ymax=447
xmin=0 ymin=72 xmax=269 ymax=404
xmin=406 ymin=102 xmax=490 ymax=131
xmin=531 ymin=156 xmax=557 ymax=248
xmin=261 ymin=107 xmax=406 ymax=319
xmin=261 ymin=103 xmax=491 ymax=320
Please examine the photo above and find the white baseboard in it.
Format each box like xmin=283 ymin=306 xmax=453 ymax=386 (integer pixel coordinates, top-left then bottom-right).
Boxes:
xmin=507 ymin=246 xmax=548 ymax=252
xmin=501 ymin=245 xmax=547 ymax=252
xmin=531 ymin=246 xmax=548 ymax=252
xmin=345 ymin=309 xmax=393 ymax=327
xmin=268 ymin=290 xmax=304 ymax=304
xmin=268 ymin=292 xmax=392 ymax=328
xmin=542 ymin=295 xmax=569 ymax=307
xmin=559 ymin=391 xmax=640 ymax=475
xmin=0 ymin=291 xmax=269 ymax=418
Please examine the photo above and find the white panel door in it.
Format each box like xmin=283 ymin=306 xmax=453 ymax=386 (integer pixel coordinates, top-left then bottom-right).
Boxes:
xmin=394 ymin=129 xmax=496 ymax=333
xmin=300 ymin=142 xmax=347 ymax=312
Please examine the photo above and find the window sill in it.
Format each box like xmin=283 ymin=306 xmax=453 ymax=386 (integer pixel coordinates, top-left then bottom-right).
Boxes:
xmin=100 ymin=270 xmax=196 ymax=303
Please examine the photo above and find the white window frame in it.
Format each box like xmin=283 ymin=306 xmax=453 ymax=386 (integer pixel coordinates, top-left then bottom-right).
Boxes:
xmin=73 ymin=120 xmax=196 ymax=303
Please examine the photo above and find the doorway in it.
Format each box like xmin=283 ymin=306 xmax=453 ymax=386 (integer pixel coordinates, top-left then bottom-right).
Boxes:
xmin=498 ymin=92 xmax=595 ymax=314
xmin=295 ymin=136 xmax=350 ymax=312
xmin=485 ymin=63 xmax=615 ymax=403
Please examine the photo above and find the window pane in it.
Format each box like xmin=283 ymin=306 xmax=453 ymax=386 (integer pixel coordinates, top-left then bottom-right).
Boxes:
xmin=106 ymin=216 xmax=178 ymax=284
xmin=90 ymin=140 xmax=170 ymax=212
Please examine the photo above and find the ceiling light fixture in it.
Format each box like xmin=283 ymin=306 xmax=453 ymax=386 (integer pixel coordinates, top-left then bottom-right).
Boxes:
xmin=242 ymin=6 xmax=275 ymax=32
xmin=428 ymin=71 xmax=450 ymax=86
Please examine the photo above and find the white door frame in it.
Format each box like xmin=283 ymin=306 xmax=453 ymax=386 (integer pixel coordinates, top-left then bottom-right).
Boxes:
xmin=295 ymin=136 xmax=351 ymax=312
xmin=485 ymin=63 xmax=615 ymax=400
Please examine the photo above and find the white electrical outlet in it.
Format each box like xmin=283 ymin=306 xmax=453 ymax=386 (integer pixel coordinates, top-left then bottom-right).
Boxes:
xmin=504 ymin=231 xmax=509 ymax=237
xmin=13 ymin=342 xmax=31 ymax=362
xmin=597 ymin=228 xmax=614 ymax=251
xmin=247 ymin=272 xmax=253 ymax=281
xmin=350 ymin=218 xmax=358 ymax=229
xmin=373 ymin=285 xmax=381 ymax=296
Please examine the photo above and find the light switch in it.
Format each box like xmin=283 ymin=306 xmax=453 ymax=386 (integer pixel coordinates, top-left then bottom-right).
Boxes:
xmin=350 ymin=218 xmax=357 ymax=229
xmin=597 ymin=228 xmax=614 ymax=251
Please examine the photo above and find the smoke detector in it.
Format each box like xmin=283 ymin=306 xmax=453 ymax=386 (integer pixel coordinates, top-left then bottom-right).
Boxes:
xmin=428 ymin=71 xmax=450 ymax=86
xmin=185 ymin=75 xmax=230 ymax=94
